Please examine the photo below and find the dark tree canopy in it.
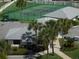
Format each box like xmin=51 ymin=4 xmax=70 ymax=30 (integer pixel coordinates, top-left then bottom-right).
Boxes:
xmin=16 ymin=0 xmax=26 ymax=8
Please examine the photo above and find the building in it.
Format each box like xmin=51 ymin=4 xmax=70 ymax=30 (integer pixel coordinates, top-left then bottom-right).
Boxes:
xmin=0 ymin=22 xmax=35 ymax=47
xmin=44 ymin=7 xmax=79 ymax=20
xmin=64 ymin=26 xmax=79 ymax=41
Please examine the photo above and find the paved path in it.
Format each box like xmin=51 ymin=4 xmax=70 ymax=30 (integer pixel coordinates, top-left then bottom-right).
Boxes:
xmin=54 ymin=37 xmax=72 ymax=59
xmin=0 ymin=0 xmax=17 ymax=13
xmin=8 ymin=37 xmax=72 ymax=59
xmin=34 ymin=37 xmax=72 ymax=59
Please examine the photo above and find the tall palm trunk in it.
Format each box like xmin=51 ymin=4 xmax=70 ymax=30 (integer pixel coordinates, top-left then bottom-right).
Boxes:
xmin=35 ymin=30 xmax=38 ymax=39
xmin=51 ymin=39 xmax=54 ymax=55
xmin=47 ymin=44 xmax=49 ymax=54
xmin=46 ymin=41 xmax=49 ymax=59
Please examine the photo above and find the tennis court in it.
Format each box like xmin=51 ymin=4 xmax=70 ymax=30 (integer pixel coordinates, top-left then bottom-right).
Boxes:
xmin=3 ymin=2 xmax=71 ymax=21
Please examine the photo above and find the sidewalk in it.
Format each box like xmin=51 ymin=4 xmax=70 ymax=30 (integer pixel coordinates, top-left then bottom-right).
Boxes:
xmin=0 ymin=0 xmax=17 ymax=13
xmin=54 ymin=38 xmax=72 ymax=59
xmin=34 ymin=37 xmax=72 ymax=59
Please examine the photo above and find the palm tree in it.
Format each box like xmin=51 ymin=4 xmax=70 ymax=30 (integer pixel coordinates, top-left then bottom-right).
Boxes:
xmin=56 ymin=19 xmax=75 ymax=49
xmin=28 ymin=21 xmax=43 ymax=39
xmin=38 ymin=26 xmax=50 ymax=56
xmin=28 ymin=20 xmax=37 ymax=34
xmin=45 ymin=20 xmax=58 ymax=55
xmin=57 ymin=19 xmax=73 ymax=35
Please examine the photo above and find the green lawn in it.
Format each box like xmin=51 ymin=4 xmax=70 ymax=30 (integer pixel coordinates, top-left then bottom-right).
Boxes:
xmin=2 ymin=2 xmax=71 ymax=21
xmin=37 ymin=54 xmax=62 ymax=59
xmin=64 ymin=49 xmax=79 ymax=59
xmin=63 ymin=41 xmax=79 ymax=59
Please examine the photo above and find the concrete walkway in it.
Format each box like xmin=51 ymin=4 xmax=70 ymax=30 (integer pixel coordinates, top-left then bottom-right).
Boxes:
xmin=0 ymin=0 xmax=17 ymax=13
xmin=54 ymin=37 xmax=72 ymax=59
xmin=34 ymin=37 xmax=72 ymax=59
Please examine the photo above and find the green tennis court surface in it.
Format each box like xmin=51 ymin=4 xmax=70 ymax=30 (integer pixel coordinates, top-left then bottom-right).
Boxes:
xmin=3 ymin=3 xmax=71 ymax=21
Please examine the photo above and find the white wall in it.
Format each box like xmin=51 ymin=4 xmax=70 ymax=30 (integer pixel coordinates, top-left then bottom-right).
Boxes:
xmin=11 ymin=44 xmax=19 ymax=47
xmin=31 ymin=0 xmax=79 ymax=6
xmin=8 ymin=40 xmax=19 ymax=47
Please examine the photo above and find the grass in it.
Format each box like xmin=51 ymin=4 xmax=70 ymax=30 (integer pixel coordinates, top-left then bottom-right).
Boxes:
xmin=37 ymin=54 xmax=62 ymax=59
xmin=59 ymin=39 xmax=79 ymax=59
xmin=8 ymin=47 xmax=27 ymax=55
xmin=2 ymin=2 xmax=70 ymax=21
xmin=63 ymin=41 xmax=79 ymax=59
xmin=64 ymin=48 xmax=79 ymax=59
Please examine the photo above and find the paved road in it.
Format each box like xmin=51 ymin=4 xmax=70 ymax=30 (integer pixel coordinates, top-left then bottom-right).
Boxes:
xmin=0 ymin=0 xmax=17 ymax=12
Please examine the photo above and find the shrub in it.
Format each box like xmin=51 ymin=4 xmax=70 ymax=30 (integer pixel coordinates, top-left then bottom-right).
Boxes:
xmin=8 ymin=47 xmax=27 ymax=55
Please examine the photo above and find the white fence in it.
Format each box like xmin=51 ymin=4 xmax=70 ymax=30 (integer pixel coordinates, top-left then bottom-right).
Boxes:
xmin=72 ymin=2 xmax=79 ymax=7
xmin=30 ymin=1 xmax=79 ymax=7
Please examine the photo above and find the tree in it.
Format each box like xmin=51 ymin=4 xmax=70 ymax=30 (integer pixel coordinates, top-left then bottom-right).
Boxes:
xmin=16 ymin=0 xmax=26 ymax=9
xmin=28 ymin=21 xmax=38 ymax=35
xmin=64 ymin=38 xmax=74 ymax=48
xmin=38 ymin=20 xmax=58 ymax=56
xmin=45 ymin=20 xmax=58 ymax=55
xmin=28 ymin=21 xmax=43 ymax=40
xmin=0 ymin=40 xmax=11 ymax=59
xmin=56 ymin=19 xmax=75 ymax=50
xmin=57 ymin=19 xmax=73 ymax=35
xmin=38 ymin=26 xmax=50 ymax=57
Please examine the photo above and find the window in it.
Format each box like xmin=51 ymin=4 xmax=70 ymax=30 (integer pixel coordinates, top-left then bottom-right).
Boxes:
xmin=13 ymin=40 xmax=21 ymax=44
xmin=30 ymin=0 xmax=32 ymax=1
